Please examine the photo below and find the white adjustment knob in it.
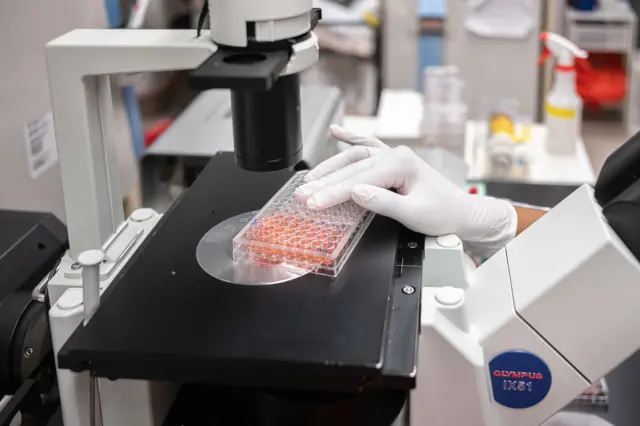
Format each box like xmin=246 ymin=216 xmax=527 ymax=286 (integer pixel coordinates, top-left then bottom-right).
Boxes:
xmin=78 ymin=249 xmax=105 ymax=325
xmin=57 ymin=289 xmax=84 ymax=311
xmin=435 ymin=286 xmax=464 ymax=306
xmin=435 ymin=286 xmax=469 ymax=332
xmin=437 ymin=234 xmax=461 ymax=248
xmin=130 ymin=208 xmax=155 ymax=222
xmin=78 ymin=249 xmax=104 ymax=267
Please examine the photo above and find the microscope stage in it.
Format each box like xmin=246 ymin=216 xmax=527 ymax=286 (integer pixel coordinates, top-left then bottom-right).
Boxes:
xmin=57 ymin=153 xmax=422 ymax=393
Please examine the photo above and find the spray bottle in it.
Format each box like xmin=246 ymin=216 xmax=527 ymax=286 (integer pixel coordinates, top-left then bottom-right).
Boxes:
xmin=538 ymin=32 xmax=588 ymax=155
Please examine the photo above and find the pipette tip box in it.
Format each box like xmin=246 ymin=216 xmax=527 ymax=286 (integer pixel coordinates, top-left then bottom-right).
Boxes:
xmin=232 ymin=171 xmax=375 ymax=277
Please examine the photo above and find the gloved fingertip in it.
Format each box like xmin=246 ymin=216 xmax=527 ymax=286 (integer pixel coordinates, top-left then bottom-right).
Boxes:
xmin=307 ymin=197 xmax=321 ymax=210
xmin=329 ymin=124 xmax=349 ymax=139
xmin=304 ymin=172 xmax=316 ymax=182
xmin=329 ymin=124 xmax=342 ymax=133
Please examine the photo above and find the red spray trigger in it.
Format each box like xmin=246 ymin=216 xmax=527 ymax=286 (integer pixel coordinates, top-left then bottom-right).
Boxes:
xmin=538 ymin=31 xmax=551 ymax=66
xmin=538 ymin=47 xmax=551 ymax=66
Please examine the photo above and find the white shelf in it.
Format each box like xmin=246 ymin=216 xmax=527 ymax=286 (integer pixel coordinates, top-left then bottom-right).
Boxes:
xmin=464 ymin=121 xmax=596 ymax=185
xmin=565 ymin=1 xmax=638 ymax=134
xmin=343 ymin=90 xmax=596 ymax=186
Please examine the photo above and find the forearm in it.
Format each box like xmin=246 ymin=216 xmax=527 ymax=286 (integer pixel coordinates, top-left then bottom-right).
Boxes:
xmin=514 ymin=206 xmax=547 ymax=235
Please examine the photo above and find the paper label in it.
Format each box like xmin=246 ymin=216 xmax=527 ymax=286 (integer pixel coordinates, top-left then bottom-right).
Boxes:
xmin=24 ymin=112 xmax=58 ymax=179
xmin=545 ymin=103 xmax=576 ymax=119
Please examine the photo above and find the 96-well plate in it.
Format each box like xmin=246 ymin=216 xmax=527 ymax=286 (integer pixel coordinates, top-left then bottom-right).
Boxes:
xmin=233 ymin=172 xmax=374 ymax=277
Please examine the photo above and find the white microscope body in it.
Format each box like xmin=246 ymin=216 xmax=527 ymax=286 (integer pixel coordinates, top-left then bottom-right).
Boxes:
xmin=49 ymin=173 xmax=640 ymax=426
xmin=415 ymin=183 xmax=640 ymax=426
xmin=42 ymin=0 xmax=640 ymax=424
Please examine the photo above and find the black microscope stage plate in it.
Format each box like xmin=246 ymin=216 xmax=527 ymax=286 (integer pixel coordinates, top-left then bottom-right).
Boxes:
xmin=58 ymin=152 xmax=422 ymax=393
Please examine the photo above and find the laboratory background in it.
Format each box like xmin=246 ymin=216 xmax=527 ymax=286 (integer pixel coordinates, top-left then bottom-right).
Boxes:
xmin=1 ymin=0 xmax=640 ymax=425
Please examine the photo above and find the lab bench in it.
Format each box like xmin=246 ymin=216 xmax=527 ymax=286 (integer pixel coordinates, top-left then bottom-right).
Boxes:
xmin=358 ymin=89 xmax=596 ymax=186
xmin=141 ymin=86 xmax=345 ymax=212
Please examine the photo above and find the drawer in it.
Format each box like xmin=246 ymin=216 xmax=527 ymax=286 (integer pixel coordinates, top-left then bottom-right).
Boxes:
xmin=568 ymin=22 xmax=633 ymax=52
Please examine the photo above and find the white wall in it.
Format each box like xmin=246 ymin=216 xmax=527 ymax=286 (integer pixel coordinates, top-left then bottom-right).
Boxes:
xmin=0 ymin=1 xmax=136 ymax=221
xmin=444 ymin=0 xmax=543 ymax=121
xmin=382 ymin=0 xmax=419 ymax=89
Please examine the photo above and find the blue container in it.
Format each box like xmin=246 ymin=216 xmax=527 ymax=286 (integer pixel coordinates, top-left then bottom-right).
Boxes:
xmin=418 ymin=35 xmax=444 ymax=91
xmin=570 ymin=0 xmax=597 ymax=11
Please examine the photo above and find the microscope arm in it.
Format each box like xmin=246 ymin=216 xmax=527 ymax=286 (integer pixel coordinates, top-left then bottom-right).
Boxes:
xmin=46 ymin=29 xmax=215 ymax=259
xmin=412 ymin=183 xmax=640 ymax=426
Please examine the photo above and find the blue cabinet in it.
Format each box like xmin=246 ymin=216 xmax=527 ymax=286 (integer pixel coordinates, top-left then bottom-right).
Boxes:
xmin=419 ymin=0 xmax=446 ymax=18
xmin=418 ymin=0 xmax=446 ymax=90
xmin=418 ymin=33 xmax=444 ymax=89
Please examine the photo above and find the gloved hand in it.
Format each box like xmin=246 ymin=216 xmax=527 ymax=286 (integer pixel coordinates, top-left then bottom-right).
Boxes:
xmin=295 ymin=125 xmax=518 ymax=255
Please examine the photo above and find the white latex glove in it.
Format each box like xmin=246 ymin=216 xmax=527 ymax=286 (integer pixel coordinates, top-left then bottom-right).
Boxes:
xmin=295 ymin=125 xmax=518 ymax=255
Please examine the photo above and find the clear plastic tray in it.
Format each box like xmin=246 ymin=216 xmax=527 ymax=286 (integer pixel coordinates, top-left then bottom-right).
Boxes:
xmin=232 ymin=171 xmax=375 ymax=277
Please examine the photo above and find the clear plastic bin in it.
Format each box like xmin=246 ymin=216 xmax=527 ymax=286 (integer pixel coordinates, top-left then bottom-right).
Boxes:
xmin=232 ymin=172 xmax=375 ymax=277
xmin=566 ymin=2 xmax=635 ymax=53
xmin=568 ymin=23 xmax=632 ymax=53
xmin=423 ymin=66 xmax=465 ymax=105
xmin=420 ymin=65 xmax=468 ymax=155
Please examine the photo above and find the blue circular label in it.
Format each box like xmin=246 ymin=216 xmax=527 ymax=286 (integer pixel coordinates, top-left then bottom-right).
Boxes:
xmin=488 ymin=350 xmax=552 ymax=409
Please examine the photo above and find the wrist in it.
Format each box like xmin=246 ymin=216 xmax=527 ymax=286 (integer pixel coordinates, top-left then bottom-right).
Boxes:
xmin=457 ymin=195 xmax=518 ymax=253
xmin=513 ymin=205 xmax=548 ymax=235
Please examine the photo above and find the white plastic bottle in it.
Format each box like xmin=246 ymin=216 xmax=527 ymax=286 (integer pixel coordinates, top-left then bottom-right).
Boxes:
xmin=539 ymin=32 xmax=588 ymax=156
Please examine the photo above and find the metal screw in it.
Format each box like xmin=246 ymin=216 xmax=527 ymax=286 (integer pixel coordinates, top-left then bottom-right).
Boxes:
xmin=24 ymin=347 xmax=33 ymax=358
xmin=402 ymin=285 xmax=415 ymax=295
xmin=408 ymin=242 xmax=418 ymax=249
xmin=71 ymin=262 xmax=81 ymax=270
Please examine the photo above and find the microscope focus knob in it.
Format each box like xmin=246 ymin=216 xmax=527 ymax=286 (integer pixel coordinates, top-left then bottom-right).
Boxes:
xmin=434 ymin=286 xmax=469 ymax=332
xmin=436 ymin=234 xmax=461 ymax=248
xmin=435 ymin=286 xmax=464 ymax=306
